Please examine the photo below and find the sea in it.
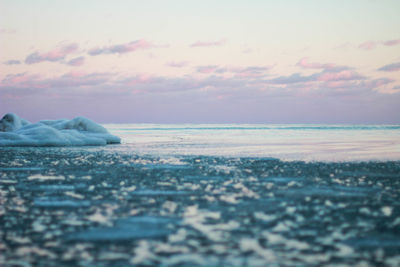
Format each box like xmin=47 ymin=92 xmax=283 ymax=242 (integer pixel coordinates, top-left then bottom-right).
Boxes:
xmin=106 ymin=124 xmax=400 ymax=161
xmin=1 ymin=124 xmax=400 ymax=266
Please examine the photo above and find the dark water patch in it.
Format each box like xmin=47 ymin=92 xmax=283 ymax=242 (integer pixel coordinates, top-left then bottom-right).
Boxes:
xmin=17 ymin=183 xmax=87 ymax=192
xmin=131 ymin=190 xmax=191 ymax=196
xmin=0 ymin=167 xmax=44 ymax=171
xmin=283 ymin=185 xmax=379 ymax=198
xmin=339 ymin=170 xmax=400 ymax=179
xmin=346 ymin=236 xmax=400 ymax=250
xmin=263 ymin=176 xmax=304 ymax=184
xmin=233 ymin=198 xmax=285 ymax=213
xmin=131 ymin=163 xmax=191 ymax=170
xmin=34 ymin=198 xmax=91 ymax=208
xmin=67 ymin=216 xmax=179 ymax=242
xmin=183 ymin=175 xmax=227 ymax=181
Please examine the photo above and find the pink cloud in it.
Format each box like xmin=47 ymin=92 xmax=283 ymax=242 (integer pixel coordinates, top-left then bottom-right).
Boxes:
xmin=88 ymin=40 xmax=153 ymax=55
xmin=190 ymin=39 xmax=226 ymax=47
xmin=0 ymin=62 xmax=388 ymax=105
xmin=357 ymin=38 xmax=400 ymax=50
xmin=121 ymin=74 xmax=153 ymax=87
xmin=383 ymin=39 xmax=400 ymax=46
xmin=3 ymin=73 xmax=38 ymax=84
xmin=66 ymin=56 xmax=85 ymax=66
xmin=358 ymin=41 xmax=378 ymax=50
xmin=1 ymin=73 xmax=42 ymax=88
xmin=324 ymin=81 xmax=349 ymax=89
xmin=363 ymin=78 xmax=394 ymax=89
xmin=1 ymin=69 xmax=397 ymax=123
xmin=4 ymin=60 xmax=21 ymax=65
xmin=0 ymin=71 xmax=112 ymax=90
xmin=296 ymin=57 xmax=335 ymax=69
xmin=47 ymin=72 xmax=112 ymax=87
xmin=196 ymin=65 xmax=219 ymax=73
xmin=269 ymin=67 xmax=365 ymax=85
xmin=195 ymin=65 xmax=271 ymax=77
xmin=166 ymin=61 xmax=188 ymax=68
xmin=234 ymin=66 xmax=270 ymax=78
xmin=25 ymin=43 xmax=79 ymax=64
xmin=317 ymin=70 xmax=364 ymax=82
xmin=378 ymin=62 xmax=400 ymax=72
xmin=333 ymin=42 xmax=353 ymax=50
xmin=269 ymin=73 xmax=312 ymax=84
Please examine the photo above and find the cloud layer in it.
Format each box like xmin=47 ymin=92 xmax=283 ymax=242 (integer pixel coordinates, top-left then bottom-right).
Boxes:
xmin=166 ymin=61 xmax=189 ymax=68
xmin=378 ymin=62 xmax=400 ymax=72
xmin=4 ymin=60 xmax=21 ymax=65
xmin=1 ymin=69 xmax=398 ymax=123
xmin=296 ymin=58 xmax=335 ymax=69
xmin=25 ymin=43 xmax=78 ymax=64
xmin=383 ymin=39 xmax=400 ymax=46
xmin=66 ymin=56 xmax=85 ymax=66
xmin=358 ymin=38 xmax=400 ymax=50
xmin=88 ymin=40 xmax=153 ymax=55
xmin=190 ymin=39 xmax=226 ymax=47
xmin=0 ymin=61 xmax=392 ymax=99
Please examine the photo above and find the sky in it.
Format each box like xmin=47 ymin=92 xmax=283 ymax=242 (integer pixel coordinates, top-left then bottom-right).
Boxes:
xmin=1 ymin=0 xmax=400 ymax=123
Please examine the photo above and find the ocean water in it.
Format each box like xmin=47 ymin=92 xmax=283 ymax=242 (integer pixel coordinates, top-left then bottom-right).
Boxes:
xmin=106 ymin=124 xmax=400 ymax=161
xmin=1 ymin=124 xmax=400 ymax=266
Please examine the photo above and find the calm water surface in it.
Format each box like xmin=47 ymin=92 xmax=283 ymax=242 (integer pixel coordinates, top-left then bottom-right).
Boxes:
xmin=105 ymin=124 xmax=400 ymax=161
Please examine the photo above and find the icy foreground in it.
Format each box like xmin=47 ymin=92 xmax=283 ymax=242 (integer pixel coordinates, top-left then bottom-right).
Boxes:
xmin=0 ymin=147 xmax=399 ymax=266
xmin=0 ymin=113 xmax=120 ymax=146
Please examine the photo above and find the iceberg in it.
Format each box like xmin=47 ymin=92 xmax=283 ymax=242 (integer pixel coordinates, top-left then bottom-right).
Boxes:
xmin=0 ymin=113 xmax=121 ymax=146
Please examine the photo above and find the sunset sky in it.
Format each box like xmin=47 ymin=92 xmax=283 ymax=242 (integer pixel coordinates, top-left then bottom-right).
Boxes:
xmin=1 ymin=0 xmax=400 ymax=123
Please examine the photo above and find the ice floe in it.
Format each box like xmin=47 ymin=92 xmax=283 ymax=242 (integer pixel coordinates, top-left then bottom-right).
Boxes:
xmin=0 ymin=113 xmax=120 ymax=146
